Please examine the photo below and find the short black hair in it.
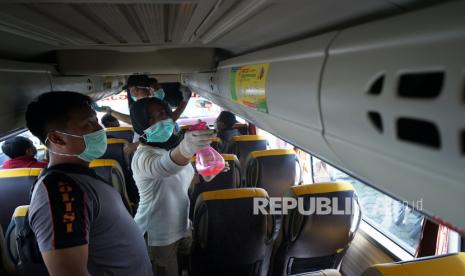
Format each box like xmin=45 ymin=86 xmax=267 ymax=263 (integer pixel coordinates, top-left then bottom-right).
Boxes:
xmin=126 ymin=74 xmax=151 ymax=88
xmin=101 ymin=114 xmax=119 ymax=128
xmin=148 ymin=77 xmax=158 ymax=86
xmin=1 ymin=136 xmax=34 ymax=159
xmin=218 ymin=111 xmax=237 ymax=129
xmin=26 ymin=91 xmax=93 ymax=143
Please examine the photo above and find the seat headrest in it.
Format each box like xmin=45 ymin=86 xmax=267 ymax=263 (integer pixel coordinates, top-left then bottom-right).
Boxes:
xmin=107 ymin=138 xmax=128 ymax=144
xmin=291 ymin=182 xmax=354 ymax=196
xmin=0 ymin=168 xmax=42 ymax=178
xmin=12 ymin=205 xmax=29 ymax=218
xmin=250 ymin=149 xmax=295 ymax=158
xmin=199 ymin=188 xmax=268 ymax=202
xmin=232 ymin=135 xmax=267 ymax=142
xmin=105 ymin=127 xmax=133 ymax=132
xmin=220 ymin=154 xmax=239 ymax=162
xmin=363 ymin=253 xmax=465 ymax=276
xmin=89 ymin=159 xmax=123 ymax=170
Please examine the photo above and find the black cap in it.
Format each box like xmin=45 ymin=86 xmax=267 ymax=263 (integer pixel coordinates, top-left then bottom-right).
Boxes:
xmin=124 ymin=74 xmax=151 ymax=90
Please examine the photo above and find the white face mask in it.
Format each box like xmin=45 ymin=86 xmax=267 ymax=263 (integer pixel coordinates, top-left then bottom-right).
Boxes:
xmin=45 ymin=130 xmax=107 ymax=162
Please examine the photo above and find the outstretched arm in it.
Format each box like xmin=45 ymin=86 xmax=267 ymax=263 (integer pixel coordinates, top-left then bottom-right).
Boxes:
xmin=171 ymin=85 xmax=192 ymax=121
xmin=100 ymin=106 xmax=132 ymax=125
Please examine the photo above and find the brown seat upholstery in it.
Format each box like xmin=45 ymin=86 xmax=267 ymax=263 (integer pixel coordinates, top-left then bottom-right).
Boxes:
xmin=191 ymin=188 xmax=274 ymax=276
xmin=0 ymin=168 xmax=41 ymax=232
xmin=362 ymin=252 xmax=465 ymax=276
xmin=269 ymin=182 xmax=361 ymax=276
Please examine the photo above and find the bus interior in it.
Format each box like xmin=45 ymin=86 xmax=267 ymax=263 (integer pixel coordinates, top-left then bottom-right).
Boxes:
xmin=0 ymin=0 xmax=465 ymax=275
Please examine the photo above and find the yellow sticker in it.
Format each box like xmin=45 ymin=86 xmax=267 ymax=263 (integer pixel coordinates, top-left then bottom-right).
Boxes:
xmin=229 ymin=64 xmax=269 ymax=113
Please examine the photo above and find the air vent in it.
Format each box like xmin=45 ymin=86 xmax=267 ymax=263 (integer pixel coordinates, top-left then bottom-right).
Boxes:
xmin=398 ymin=72 xmax=443 ymax=99
xmin=367 ymin=111 xmax=383 ymax=133
xmin=368 ymin=75 xmax=384 ymax=95
xmin=397 ymin=118 xmax=440 ymax=149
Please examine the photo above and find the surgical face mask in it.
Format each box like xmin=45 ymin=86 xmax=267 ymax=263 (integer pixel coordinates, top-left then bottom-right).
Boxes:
xmin=46 ymin=129 xmax=107 ymax=162
xmin=143 ymin=118 xmax=175 ymax=143
xmin=152 ymin=88 xmax=165 ymax=100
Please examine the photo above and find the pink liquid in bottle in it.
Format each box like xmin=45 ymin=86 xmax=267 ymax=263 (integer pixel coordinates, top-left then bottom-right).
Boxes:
xmin=188 ymin=121 xmax=225 ymax=176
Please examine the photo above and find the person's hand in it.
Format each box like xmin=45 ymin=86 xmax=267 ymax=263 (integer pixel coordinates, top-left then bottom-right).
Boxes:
xmin=100 ymin=106 xmax=112 ymax=114
xmin=178 ymin=129 xmax=214 ymax=158
xmin=179 ymin=85 xmax=192 ymax=101
xmin=222 ymin=162 xmax=230 ymax=173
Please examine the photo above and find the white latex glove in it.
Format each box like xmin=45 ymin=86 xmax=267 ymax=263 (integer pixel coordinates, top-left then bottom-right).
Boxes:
xmin=178 ymin=130 xmax=215 ymax=159
xmin=201 ymin=162 xmax=230 ymax=182
xmin=179 ymin=85 xmax=192 ymax=101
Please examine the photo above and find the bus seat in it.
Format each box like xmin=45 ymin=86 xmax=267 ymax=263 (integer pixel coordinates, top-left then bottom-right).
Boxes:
xmin=245 ymin=149 xmax=297 ymax=197
xmin=269 ymin=182 xmax=361 ymax=276
xmin=101 ymin=138 xmax=138 ymax=204
xmin=102 ymin=138 xmax=129 ymax=169
xmin=233 ymin=123 xmax=249 ymax=135
xmin=105 ymin=127 xmax=134 ymax=142
xmin=228 ymin=135 xmax=267 ymax=173
xmin=191 ymin=188 xmax=274 ymax=276
xmin=189 ymin=154 xmax=241 ymax=218
xmin=210 ymin=137 xmax=221 ymax=152
xmin=362 ymin=252 xmax=465 ymax=276
xmin=89 ymin=159 xmax=133 ymax=215
xmin=5 ymin=205 xmax=48 ymax=276
xmin=1 ymin=224 xmax=15 ymax=276
xmin=0 ymin=168 xmax=42 ymax=232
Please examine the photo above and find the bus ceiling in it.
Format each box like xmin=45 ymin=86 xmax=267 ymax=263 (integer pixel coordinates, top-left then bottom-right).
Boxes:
xmin=0 ymin=0 xmax=446 ymax=66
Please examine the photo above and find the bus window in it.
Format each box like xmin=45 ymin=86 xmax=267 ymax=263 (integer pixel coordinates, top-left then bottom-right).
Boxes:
xmin=312 ymin=156 xmax=424 ymax=255
xmin=0 ymin=130 xmax=47 ymax=167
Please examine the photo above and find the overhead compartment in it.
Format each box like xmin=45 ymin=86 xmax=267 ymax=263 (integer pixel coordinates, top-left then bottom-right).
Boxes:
xmin=183 ymin=32 xmax=344 ymax=166
xmin=0 ymin=59 xmax=125 ymax=138
xmin=57 ymin=48 xmax=217 ymax=75
xmin=321 ymin=1 xmax=465 ymax=231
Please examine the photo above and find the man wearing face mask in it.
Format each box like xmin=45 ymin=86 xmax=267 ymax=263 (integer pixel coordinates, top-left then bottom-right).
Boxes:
xmin=25 ymin=91 xmax=152 ymax=276
xmin=130 ymin=97 xmax=220 ymax=276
